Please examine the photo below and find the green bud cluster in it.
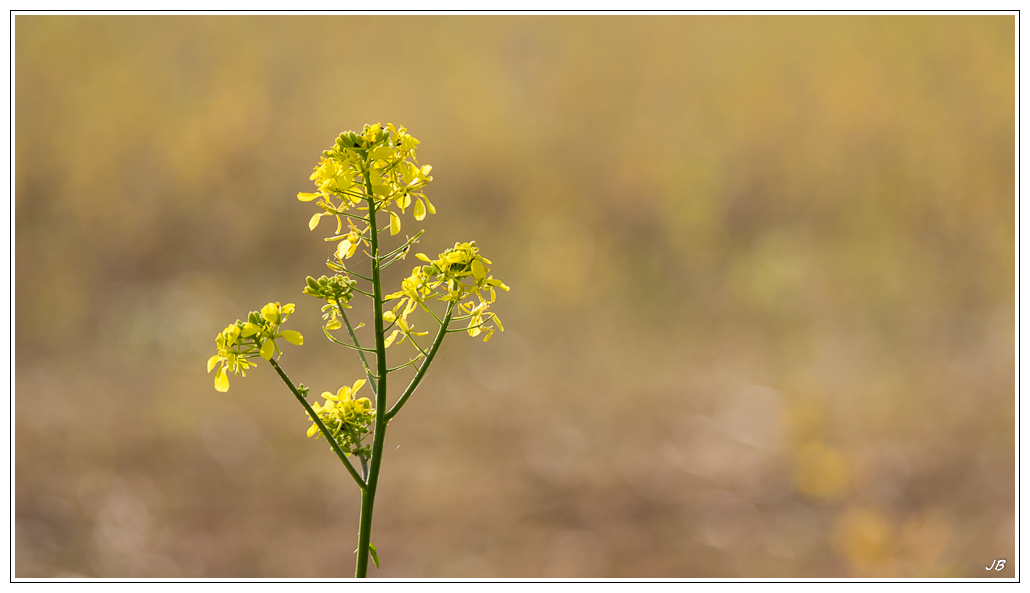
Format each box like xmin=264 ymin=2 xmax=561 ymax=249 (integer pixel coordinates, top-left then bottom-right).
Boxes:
xmin=303 ymin=275 xmax=357 ymax=331
xmin=304 ymin=274 xmax=356 ymax=304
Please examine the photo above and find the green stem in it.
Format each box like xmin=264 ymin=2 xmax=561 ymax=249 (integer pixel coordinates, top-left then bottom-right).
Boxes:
xmin=386 ymin=302 xmax=454 ymax=421
xmin=355 ymin=171 xmax=389 ymax=579
xmin=268 ymin=358 xmax=366 ymax=490
xmin=338 ymin=303 xmax=377 ymax=396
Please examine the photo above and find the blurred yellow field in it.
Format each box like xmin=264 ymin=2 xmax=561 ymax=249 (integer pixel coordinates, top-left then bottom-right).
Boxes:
xmin=14 ymin=15 xmax=1015 ymax=578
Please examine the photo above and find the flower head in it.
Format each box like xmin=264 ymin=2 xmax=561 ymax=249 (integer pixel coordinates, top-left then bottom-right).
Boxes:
xmin=207 ymin=302 xmax=303 ymax=392
xmin=386 ymin=241 xmax=510 ymax=341
xmin=298 ymin=123 xmax=435 ymax=242
xmin=306 ymin=379 xmax=375 ymax=457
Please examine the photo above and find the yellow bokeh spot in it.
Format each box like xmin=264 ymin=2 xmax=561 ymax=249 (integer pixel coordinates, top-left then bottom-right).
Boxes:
xmin=793 ymin=441 xmax=850 ymax=502
xmin=832 ymin=506 xmax=895 ymax=574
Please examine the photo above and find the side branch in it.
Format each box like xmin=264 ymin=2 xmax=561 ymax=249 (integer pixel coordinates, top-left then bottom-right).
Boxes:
xmin=380 ymin=229 xmax=425 ymax=261
xmin=385 ymin=301 xmax=455 ymax=421
xmin=338 ymin=303 xmax=378 ymax=395
xmin=323 ymin=327 xmax=379 ymax=353
xmin=268 ymin=358 xmax=366 ymax=489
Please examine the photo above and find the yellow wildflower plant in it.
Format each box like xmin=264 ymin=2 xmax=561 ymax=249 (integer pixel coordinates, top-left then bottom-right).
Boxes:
xmin=207 ymin=125 xmax=506 ymax=577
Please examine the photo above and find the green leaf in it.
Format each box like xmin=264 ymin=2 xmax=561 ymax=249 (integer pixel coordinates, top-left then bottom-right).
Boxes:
xmin=281 ymin=330 xmax=303 ymax=346
xmin=353 ymin=543 xmax=381 ymax=569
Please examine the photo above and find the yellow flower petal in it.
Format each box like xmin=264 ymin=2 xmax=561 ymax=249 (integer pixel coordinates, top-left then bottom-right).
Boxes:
xmin=281 ymin=330 xmax=303 ymax=346
xmin=214 ymin=366 xmax=230 ymax=392
xmin=261 ymin=303 xmax=279 ymax=324
xmin=471 ymin=258 xmax=486 ymax=280
xmin=336 ymin=239 xmax=354 ymax=261
xmin=207 ymin=355 xmax=220 ymax=373
xmin=259 ymin=339 xmax=275 ymax=360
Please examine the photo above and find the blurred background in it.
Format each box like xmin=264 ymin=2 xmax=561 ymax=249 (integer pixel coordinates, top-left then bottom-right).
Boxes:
xmin=15 ymin=15 xmax=1015 ymax=578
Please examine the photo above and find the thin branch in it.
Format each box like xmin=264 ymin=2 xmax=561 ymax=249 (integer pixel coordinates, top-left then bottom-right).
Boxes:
xmin=446 ymin=315 xmax=498 ymax=333
xmin=323 ymin=326 xmax=379 ymax=353
xmin=337 ymin=304 xmax=377 ymax=396
xmin=352 ymin=286 xmax=375 ymax=298
xmin=386 ymin=353 xmax=426 ymax=373
xmin=337 ymin=268 xmax=373 ymax=283
xmin=404 ymin=332 xmax=430 ymax=359
xmin=268 ymin=359 xmax=365 ymax=490
xmin=385 ymin=301 xmax=455 ymax=421
xmin=331 ymin=210 xmax=370 ymax=223
xmin=381 ymin=229 xmax=425 ymax=260
xmin=417 ymin=299 xmax=444 ymax=326
xmin=358 ymin=452 xmax=369 ymax=481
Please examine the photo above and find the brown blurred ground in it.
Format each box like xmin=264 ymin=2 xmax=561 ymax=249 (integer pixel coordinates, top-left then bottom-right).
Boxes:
xmin=15 ymin=15 xmax=1015 ymax=578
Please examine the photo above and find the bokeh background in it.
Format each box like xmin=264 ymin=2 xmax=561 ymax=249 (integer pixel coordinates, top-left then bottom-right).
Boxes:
xmin=15 ymin=15 xmax=1015 ymax=578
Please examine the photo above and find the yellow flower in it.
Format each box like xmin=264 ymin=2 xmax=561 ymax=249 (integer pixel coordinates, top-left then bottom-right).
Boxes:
xmin=305 ymin=379 xmax=375 ymax=457
xmin=207 ymin=303 xmax=303 ymax=391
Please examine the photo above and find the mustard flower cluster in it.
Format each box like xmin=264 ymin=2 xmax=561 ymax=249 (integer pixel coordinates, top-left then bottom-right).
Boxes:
xmin=298 ymin=123 xmax=434 ymax=240
xmin=305 ymin=380 xmax=375 ymax=458
xmin=207 ymin=302 xmax=303 ymax=392
xmin=388 ymin=241 xmax=509 ymax=341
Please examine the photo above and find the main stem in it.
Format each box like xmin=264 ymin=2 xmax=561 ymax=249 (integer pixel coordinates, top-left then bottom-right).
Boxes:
xmin=355 ymin=176 xmax=389 ymax=578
